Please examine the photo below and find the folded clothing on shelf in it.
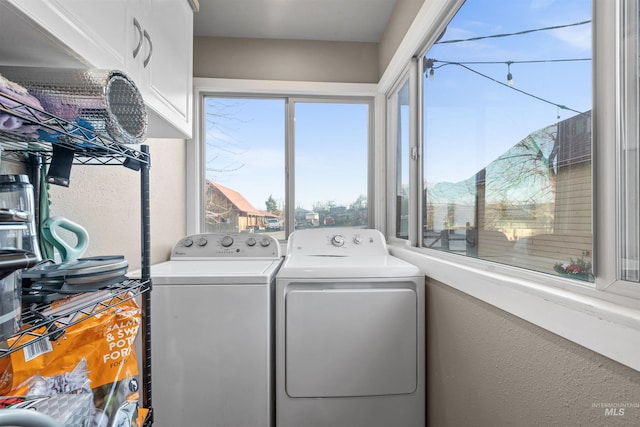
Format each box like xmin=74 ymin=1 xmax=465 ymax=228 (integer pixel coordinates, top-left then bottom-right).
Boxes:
xmin=0 ymin=66 xmax=147 ymax=145
xmin=0 ymin=74 xmax=45 ymax=139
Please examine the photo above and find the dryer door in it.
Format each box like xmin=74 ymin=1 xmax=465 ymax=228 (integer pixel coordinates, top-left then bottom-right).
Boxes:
xmin=285 ymin=283 xmax=418 ymax=398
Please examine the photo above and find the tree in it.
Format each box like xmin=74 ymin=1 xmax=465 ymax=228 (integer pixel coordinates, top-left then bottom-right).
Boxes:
xmin=205 ymin=99 xmax=248 ymax=178
xmin=313 ymin=200 xmax=336 ymax=211
xmin=265 ymin=194 xmax=280 ymax=216
xmin=350 ymin=194 xmax=367 ymax=210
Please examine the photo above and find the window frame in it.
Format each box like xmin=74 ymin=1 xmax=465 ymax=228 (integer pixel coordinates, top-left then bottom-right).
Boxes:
xmin=602 ymin=0 xmax=640 ymax=297
xmin=190 ymin=78 xmax=380 ymax=238
xmin=381 ymin=0 xmax=640 ymax=372
xmin=386 ymin=67 xmax=412 ymax=242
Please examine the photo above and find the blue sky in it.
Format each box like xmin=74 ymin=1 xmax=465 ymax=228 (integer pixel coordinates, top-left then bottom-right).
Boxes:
xmin=204 ymin=97 xmax=285 ymax=210
xmin=204 ymin=98 xmax=368 ymax=211
xmin=424 ymin=0 xmax=591 ymax=184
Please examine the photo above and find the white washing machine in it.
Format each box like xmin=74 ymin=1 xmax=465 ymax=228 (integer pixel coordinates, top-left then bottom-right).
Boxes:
xmin=150 ymin=233 xmax=283 ymax=427
xmin=276 ymin=228 xmax=425 ymax=427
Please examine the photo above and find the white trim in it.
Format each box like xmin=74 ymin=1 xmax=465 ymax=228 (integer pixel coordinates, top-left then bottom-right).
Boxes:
xmin=408 ymin=58 xmax=420 ymax=244
xmin=194 ymin=78 xmax=378 ymax=97
xmin=604 ymin=0 xmax=640 ymax=300
xmin=378 ymin=0 xmax=464 ymax=94
xmin=186 ymin=91 xmax=203 ymax=235
xmin=374 ymin=91 xmax=388 ymax=233
xmin=389 ymin=245 xmax=640 ymax=372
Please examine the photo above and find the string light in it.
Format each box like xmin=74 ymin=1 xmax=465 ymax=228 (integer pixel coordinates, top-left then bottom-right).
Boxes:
xmin=457 ymin=62 xmax=583 ymax=115
xmin=435 ymin=20 xmax=591 ymax=45
xmin=423 ymin=58 xmax=588 ymax=116
xmin=423 ymin=58 xmax=436 ymax=81
xmin=423 ymin=19 xmax=592 ymax=116
xmin=429 ymin=58 xmax=591 ymax=67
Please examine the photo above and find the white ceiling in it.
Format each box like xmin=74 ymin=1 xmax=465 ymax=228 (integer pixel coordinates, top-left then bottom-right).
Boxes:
xmin=193 ymin=0 xmax=399 ymax=43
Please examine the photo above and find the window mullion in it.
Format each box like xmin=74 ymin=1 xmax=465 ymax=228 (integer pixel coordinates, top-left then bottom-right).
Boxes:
xmin=409 ymin=57 xmax=421 ymax=245
xmin=285 ymin=97 xmax=295 ymax=236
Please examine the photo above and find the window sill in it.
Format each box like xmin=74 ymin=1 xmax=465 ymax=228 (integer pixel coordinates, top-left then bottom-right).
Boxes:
xmin=388 ymin=244 xmax=640 ymax=372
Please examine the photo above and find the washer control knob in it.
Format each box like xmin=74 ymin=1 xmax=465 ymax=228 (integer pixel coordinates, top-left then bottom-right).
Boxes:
xmin=197 ymin=237 xmax=208 ymax=247
xmin=221 ymin=236 xmax=234 ymax=247
xmin=331 ymin=235 xmax=345 ymax=247
xmin=246 ymin=237 xmax=257 ymax=247
xmin=182 ymin=238 xmax=194 ymax=248
xmin=259 ymin=238 xmax=272 ymax=247
xmin=353 ymin=235 xmax=363 ymax=245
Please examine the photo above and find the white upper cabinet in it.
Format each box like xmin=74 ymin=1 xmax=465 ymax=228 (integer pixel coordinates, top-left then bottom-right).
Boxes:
xmin=132 ymin=0 xmax=194 ymax=138
xmin=0 ymin=0 xmax=129 ymax=69
xmin=1 ymin=0 xmax=194 ymax=139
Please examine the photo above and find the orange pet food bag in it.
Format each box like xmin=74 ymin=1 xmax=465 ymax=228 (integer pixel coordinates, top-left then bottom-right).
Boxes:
xmin=1 ymin=295 xmax=145 ymax=427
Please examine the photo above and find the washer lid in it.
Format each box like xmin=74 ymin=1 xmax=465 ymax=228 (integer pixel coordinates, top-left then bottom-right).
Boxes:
xmin=276 ymin=255 xmax=420 ymax=279
xmin=151 ymin=259 xmax=284 ymax=285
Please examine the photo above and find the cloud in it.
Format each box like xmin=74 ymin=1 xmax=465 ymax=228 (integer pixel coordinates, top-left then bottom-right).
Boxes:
xmin=552 ymin=26 xmax=591 ymax=51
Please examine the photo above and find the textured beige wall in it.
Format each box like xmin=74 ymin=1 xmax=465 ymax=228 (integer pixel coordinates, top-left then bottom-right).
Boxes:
xmin=194 ymin=36 xmax=379 ymax=83
xmin=427 ymin=278 xmax=640 ymax=426
xmin=194 ymin=0 xmax=427 ymax=83
xmin=47 ymin=138 xmax=186 ymax=270
xmin=378 ymin=0 xmax=425 ymax=76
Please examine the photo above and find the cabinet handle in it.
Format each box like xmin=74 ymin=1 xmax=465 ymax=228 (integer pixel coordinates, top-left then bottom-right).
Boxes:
xmin=143 ymin=30 xmax=153 ymax=68
xmin=133 ymin=18 xmax=143 ymax=59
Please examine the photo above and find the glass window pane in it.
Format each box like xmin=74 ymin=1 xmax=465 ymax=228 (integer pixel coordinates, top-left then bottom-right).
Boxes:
xmin=395 ymin=80 xmax=410 ymax=239
xmin=422 ymin=0 xmax=593 ymax=281
xmin=294 ymin=102 xmax=369 ymax=230
xmin=620 ymin=0 xmax=640 ymax=282
xmin=203 ymin=97 xmax=286 ymax=239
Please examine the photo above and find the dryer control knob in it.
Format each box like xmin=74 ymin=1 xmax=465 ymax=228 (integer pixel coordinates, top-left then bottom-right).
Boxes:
xmin=182 ymin=238 xmax=194 ymax=247
xmin=259 ymin=238 xmax=272 ymax=247
xmin=221 ymin=236 xmax=234 ymax=247
xmin=197 ymin=237 xmax=208 ymax=247
xmin=353 ymin=235 xmax=363 ymax=244
xmin=331 ymin=235 xmax=345 ymax=247
xmin=246 ymin=237 xmax=257 ymax=246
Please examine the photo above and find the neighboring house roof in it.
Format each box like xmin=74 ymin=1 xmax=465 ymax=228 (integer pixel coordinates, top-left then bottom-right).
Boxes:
xmin=207 ymin=180 xmax=274 ymax=217
xmin=258 ymin=209 xmax=278 ymax=218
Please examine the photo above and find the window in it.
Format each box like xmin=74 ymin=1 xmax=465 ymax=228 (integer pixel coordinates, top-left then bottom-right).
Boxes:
xmin=380 ymin=0 xmax=640 ymax=373
xmin=420 ymin=0 xmax=593 ymax=281
xmin=203 ymin=97 xmax=286 ymax=238
xmin=390 ymin=78 xmax=411 ymax=239
xmin=293 ymin=101 xmax=370 ymax=231
xmin=201 ymin=93 xmax=372 ymax=238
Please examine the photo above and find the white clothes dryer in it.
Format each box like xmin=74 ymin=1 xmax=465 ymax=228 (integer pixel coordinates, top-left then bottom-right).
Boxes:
xmin=150 ymin=233 xmax=283 ymax=427
xmin=276 ymin=228 xmax=425 ymax=427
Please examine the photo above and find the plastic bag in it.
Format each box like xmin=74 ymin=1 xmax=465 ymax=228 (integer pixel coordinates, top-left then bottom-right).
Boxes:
xmin=0 ymin=296 xmax=145 ymax=426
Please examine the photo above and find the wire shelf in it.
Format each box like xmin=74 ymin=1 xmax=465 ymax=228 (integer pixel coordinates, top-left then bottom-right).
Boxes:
xmin=0 ymin=84 xmax=154 ymax=422
xmin=0 ymin=92 xmax=149 ymax=167
xmin=0 ymin=279 xmax=150 ymax=358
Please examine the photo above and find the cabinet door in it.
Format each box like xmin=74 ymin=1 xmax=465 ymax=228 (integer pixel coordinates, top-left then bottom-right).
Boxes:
xmin=143 ymin=0 xmax=193 ymax=138
xmin=7 ymin=0 xmax=129 ymax=70
xmin=124 ymin=0 xmax=148 ymax=91
xmin=5 ymin=0 xmax=193 ymax=138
